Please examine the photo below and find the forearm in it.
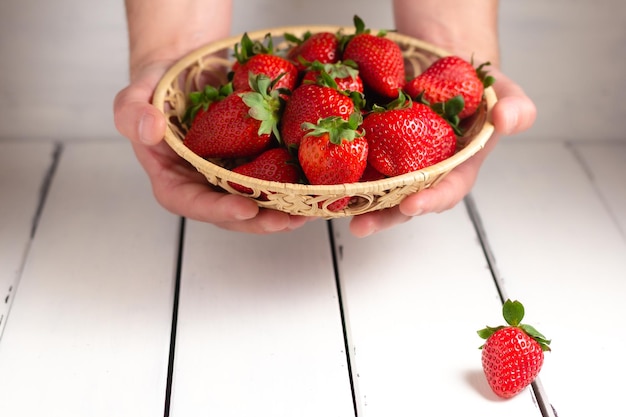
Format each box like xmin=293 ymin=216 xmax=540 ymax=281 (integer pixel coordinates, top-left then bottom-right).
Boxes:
xmin=392 ymin=0 xmax=500 ymax=66
xmin=124 ymin=0 xmax=232 ymax=76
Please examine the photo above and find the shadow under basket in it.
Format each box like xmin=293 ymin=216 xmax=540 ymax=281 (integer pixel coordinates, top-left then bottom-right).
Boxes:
xmin=152 ymin=25 xmax=497 ymax=218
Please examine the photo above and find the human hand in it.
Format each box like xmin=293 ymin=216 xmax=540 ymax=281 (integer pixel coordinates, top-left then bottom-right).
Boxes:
xmin=113 ymin=59 xmax=311 ymax=234
xmin=348 ymin=67 xmax=537 ymax=237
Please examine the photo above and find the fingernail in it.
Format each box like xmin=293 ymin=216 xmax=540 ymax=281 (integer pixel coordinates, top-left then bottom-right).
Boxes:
xmin=138 ymin=113 xmax=155 ymax=145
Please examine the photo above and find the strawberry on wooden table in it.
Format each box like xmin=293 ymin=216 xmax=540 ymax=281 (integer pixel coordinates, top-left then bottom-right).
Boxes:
xmin=229 ymin=147 xmax=301 ymax=198
xmin=342 ymin=15 xmax=405 ymax=99
xmin=404 ymin=55 xmax=495 ymax=119
xmin=299 ymin=113 xmax=368 ymax=211
xmin=478 ymin=299 xmax=551 ymax=399
xmin=232 ymin=33 xmax=298 ymax=93
xmin=184 ymin=74 xmax=283 ymax=159
xmin=362 ymin=93 xmax=457 ymax=177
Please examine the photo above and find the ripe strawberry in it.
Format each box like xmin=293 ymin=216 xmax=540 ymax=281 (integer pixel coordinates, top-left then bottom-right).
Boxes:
xmin=404 ymin=56 xmax=495 ymax=119
xmin=229 ymin=147 xmax=301 ymax=198
xmin=359 ymin=163 xmax=386 ymax=182
xmin=362 ymin=94 xmax=457 ymax=177
xmin=301 ymin=60 xmax=364 ymax=94
xmin=285 ymin=31 xmax=340 ymax=72
xmin=280 ymin=80 xmax=358 ymax=148
xmin=184 ymin=74 xmax=283 ymax=158
xmin=478 ymin=299 xmax=551 ymax=399
xmin=342 ymin=16 xmax=405 ymax=99
xmin=232 ymin=33 xmax=298 ymax=93
xmin=299 ymin=113 xmax=368 ymax=210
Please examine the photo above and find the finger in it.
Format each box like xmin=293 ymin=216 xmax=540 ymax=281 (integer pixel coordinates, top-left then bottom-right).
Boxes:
xmin=215 ymin=209 xmax=314 ymax=234
xmin=148 ymin=166 xmax=312 ymax=234
xmin=114 ymin=86 xmax=167 ymax=146
xmin=349 ymin=206 xmax=412 ymax=238
xmin=490 ymin=71 xmax=537 ymax=136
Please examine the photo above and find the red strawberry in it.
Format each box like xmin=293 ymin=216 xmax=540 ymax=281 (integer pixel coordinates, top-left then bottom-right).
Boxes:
xmin=280 ymin=81 xmax=357 ymax=148
xmin=299 ymin=113 xmax=368 ymax=211
xmin=184 ymin=75 xmax=283 ymax=158
xmin=404 ymin=56 xmax=495 ymax=119
xmin=359 ymin=163 xmax=386 ymax=182
xmin=302 ymin=60 xmax=364 ymax=94
xmin=342 ymin=16 xmax=405 ymax=99
xmin=286 ymin=31 xmax=340 ymax=72
xmin=232 ymin=33 xmax=298 ymax=93
xmin=478 ymin=299 xmax=551 ymax=399
xmin=229 ymin=147 xmax=300 ymax=198
xmin=362 ymin=95 xmax=457 ymax=177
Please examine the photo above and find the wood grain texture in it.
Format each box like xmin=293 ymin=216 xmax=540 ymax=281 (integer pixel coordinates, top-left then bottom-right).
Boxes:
xmin=0 ymin=141 xmax=179 ymax=417
xmin=472 ymin=139 xmax=626 ymax=417
xmin=0 ymin=142 xmax=56 ymax=338
xmin=169 ymin=220 xmax=355 ymax=417
xmin=330 ymin=209 xmax=542 ymax=416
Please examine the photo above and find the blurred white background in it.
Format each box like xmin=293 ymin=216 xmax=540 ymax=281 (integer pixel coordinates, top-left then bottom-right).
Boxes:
xmin=0 ymin=0 xmax=624 ymax=142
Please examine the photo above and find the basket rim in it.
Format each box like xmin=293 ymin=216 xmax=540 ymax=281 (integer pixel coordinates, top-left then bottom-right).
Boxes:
xmin=153 ymin=25 xmax=497 ymax=197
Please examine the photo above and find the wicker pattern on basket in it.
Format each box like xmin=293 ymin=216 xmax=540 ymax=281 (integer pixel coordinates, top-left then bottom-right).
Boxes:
xmin=152 ymin=26 xmax=497 ymax=218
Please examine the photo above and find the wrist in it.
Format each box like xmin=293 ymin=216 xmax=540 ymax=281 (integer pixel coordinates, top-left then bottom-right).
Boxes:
xmin=393 ymin=0 xmax=500 ymax=67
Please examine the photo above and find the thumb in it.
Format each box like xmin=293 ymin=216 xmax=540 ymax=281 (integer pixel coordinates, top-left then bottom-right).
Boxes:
xmin=490 ymin=70 xmax=537 ymax=136
xmin=113 ymin=65 xmax=168 ymax=146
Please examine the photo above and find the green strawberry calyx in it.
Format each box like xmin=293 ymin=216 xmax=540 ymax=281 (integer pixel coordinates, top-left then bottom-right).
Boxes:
xmin=182 ymin=83 xmax=233 ymax=127
xmin=307 ymin=60 xmax=360 ymax=84
xmin=470 ymin=55 xmax=496 ymax=89
xmin=234 ymin=32 xmax=275 ymax=64
xmin=239 ymin=72 xmax=285 ymax=143
xmin=301 ymin=112 xmax=364 ymax=145
xmin=477 ymin=299 xmax=552 ymax=352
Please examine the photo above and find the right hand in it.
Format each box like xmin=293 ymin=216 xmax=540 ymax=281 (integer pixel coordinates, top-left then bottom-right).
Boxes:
xmin=113 ymin=59 xmax=312 ymax=234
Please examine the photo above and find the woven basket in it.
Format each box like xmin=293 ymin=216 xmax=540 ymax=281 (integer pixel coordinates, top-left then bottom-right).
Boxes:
xmin=152 ymin=25 xmax=497 ymax=218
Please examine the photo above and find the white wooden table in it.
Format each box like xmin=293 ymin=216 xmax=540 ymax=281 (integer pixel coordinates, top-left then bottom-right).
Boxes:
xmin=0 ymin=138 xmax=624 ymax=417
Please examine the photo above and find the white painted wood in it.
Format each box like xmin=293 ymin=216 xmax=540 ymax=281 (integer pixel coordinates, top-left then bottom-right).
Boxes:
xmin=169 ymin=220 xmax=354 ymax=417
xmin=571 ymin=141 xmax=626 ymax=235
xmin=331 ymin=209 xmax=542 ymax=415
xmin=0 ymin=141 xmax=55 ymax=338
xmin=472 ymin=140 xmax=626 ymax=417
xmin=0 ymin=141 xmax=180 ymax=417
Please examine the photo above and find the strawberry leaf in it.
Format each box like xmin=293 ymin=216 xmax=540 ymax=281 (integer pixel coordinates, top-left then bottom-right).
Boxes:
xmin=239 ymin=73 xmax=284 ymax=143
xmin=502 ymin=299 xmax=525 ymax=326
xmin=519 ymin=324 xmax=552 ymax=351
xmin=302 ymin=112 xmax=364 ymax=145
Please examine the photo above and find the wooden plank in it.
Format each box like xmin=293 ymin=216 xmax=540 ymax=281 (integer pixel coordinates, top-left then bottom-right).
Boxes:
xmin=471 ymin=140 xmax=626 ymax=417
xmin=331 ymin=208 xmax=542 ymax=416
xmin=0 ymin=141 xmax=56 ymax=339
xmin=169 ymin=220 xmax=354 ymax=417
xmin=571 ymin=140 xmax=626 ymax=234
xmin=0 ymin=141 xmax=180 ymax=417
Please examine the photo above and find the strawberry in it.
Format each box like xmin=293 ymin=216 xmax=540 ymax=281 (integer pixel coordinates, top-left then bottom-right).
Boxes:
xmin=232 ymin=33 xmax=298 ymax=93
xmin=299 ymin=113 xmax=368 ymax=210
xmin=285 ymin=31 xmax=340 ymax=72
xmin=342 ymin=16 xmax=405 ymax=99
xmin=229 ymin=147 xmax=301 ymax=198
xmin=404 ymin=56 xmax=495 ymax=119
xmin=359 ymin=163 xmax=386 ymax=182
xmin=184 ymin=74 xmax=283 ymax=158
xmin=362 ymin=94 xmax=457 ymax=177
xmin=478 ymin=299 xmax=551 ymax=399
xmin=301 ymin=60 xmax=364 ymax=94
xmin=280 ymin=79 xmax=358 ymax=148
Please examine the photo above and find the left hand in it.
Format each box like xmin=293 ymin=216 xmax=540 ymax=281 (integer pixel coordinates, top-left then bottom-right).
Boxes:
xmin=348 ymin=68 xmax=537 ymax=237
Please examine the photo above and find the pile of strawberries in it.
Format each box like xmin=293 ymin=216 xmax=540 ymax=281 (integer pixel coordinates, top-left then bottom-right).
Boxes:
xmin=182 ymin=16 xmax=494 ymax=211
